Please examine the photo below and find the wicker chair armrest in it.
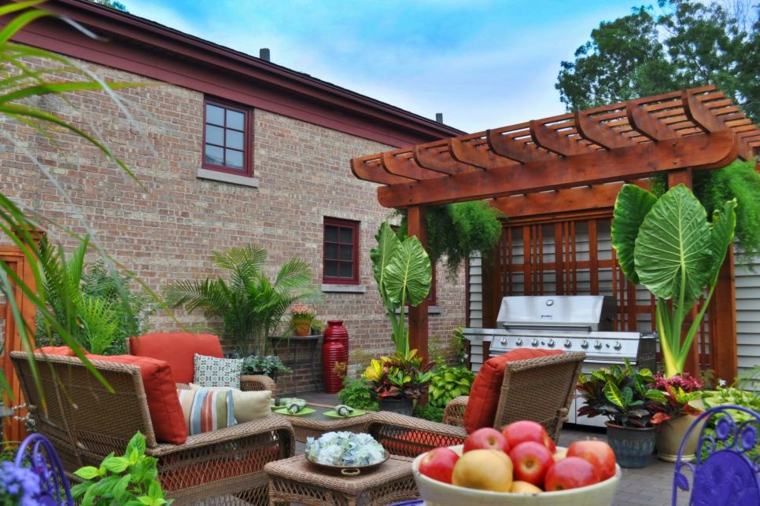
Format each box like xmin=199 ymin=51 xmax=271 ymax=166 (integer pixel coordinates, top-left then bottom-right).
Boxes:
xmin=364 ymin=411 xmax=467 ymax=458
xmin=442 ymin=396 xmax=469 ymax=426
xmin=148 ymin=415 xmax=295 ymax=457
xmin=240 ymin=375 xmax=276 ymax=395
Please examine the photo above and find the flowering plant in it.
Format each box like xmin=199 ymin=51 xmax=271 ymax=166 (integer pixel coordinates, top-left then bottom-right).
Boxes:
xmin=1 ymin=461 xmax=42 ymax=506
xmin=363 ymin=349 xmax=435 ymax=400
xmin=650 ymin=372 xmax=704 ymax=424
xmin=290 ymin=304 xmax=315 ymax=319
xmin=305 ymin=431 xmax=386 ymax=467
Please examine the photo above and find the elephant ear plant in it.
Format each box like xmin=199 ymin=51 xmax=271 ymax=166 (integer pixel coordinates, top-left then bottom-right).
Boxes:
xmin=370 ymin=222 xmax=432 ymax=356
xmin=612 ymin=183 xmax=737 ymax=378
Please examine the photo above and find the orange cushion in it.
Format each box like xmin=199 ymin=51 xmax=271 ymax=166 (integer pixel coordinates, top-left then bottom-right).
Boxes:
xmin=128 ymin=333 xmax=224 ymax=384
xmin=88 ymin=354 xmax=187 ymax=444
xmin=463 ymin=349 xmax=565 ymax=434
xmin=34 ymin=346 xmax=78 ymax=356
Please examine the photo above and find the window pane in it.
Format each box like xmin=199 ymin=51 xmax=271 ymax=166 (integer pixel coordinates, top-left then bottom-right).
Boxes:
xmin=227 ymin=110 xmax=245 ymax=130
xmin=339 ymin=262 xmax=353 ymax=278
xmin=206 ymin=104 xmax=224 ymax=126
xmin=339 ymin=227 xmax=353 ymax=244
xmin=325 ymin=226 xmax=338 ymax=243
xmin=339 ymin=246 xmax=352 ymax=260
xmin=206 ymin=125 xmax=224 ymax=145
xmin=325 ymin=243 xmax=338 ymax=260
xmin=204 ymin=145 xmax=224 ymax=165
xmin=226 ymin=130 xmax=244 ymax=150
xmin=325 ymin=261 xmax=338 ymax=277
xmin=226 ymin=149 xmax=244 ymax=169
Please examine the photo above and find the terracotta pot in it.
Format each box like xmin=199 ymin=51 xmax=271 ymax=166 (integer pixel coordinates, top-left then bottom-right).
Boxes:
xmin=656 ymin=414 xmax=704 ymax=462
xmin=293 ymin=318 xmax=312 ymax=336
xmin=605 ymin=422 xmax=656 ymax=468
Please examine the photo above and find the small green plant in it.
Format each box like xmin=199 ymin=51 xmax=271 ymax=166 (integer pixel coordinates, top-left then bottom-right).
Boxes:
xmin=242 ymin=355 xmax=292 ymax=376
xmin=428 ymin=365 xmax=475 ymax=409
xmin=338 ymin=378 xmax=378 ymax=411
xmin=71 ymin=432 xmax=171 ymax=506
xmin=413 ymin=403 xmax=444 ymax=423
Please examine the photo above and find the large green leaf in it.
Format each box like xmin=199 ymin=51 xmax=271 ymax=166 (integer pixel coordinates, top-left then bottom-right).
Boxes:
xmin=370 ymin=222 xmax=400 ymax=289
xmin=611 ymin=184 xmax=657 ymax=285
xmin=384 ymin=236 xmax=431 ymax=307
xmin=707 ymin=199 xmax=738 ymax=286
xmin=635 ymin=184 xmax=713 ymax=308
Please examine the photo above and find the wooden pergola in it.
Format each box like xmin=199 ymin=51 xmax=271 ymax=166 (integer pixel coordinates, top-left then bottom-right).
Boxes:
xmin=352 ymin=85 xmax=760 ymax=380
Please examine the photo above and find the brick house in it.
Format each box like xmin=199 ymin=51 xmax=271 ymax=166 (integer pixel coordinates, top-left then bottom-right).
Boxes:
xmin=0 ymin=0 xmax=467 ymax=391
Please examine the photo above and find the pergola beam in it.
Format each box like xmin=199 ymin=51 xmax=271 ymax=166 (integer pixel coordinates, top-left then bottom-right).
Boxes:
xmin=378 ymin=130 xmax=738 ymax=208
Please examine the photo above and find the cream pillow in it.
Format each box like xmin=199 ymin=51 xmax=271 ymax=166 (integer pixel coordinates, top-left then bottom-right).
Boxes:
xmin=189 ymin=383 xmax=271 ymax=422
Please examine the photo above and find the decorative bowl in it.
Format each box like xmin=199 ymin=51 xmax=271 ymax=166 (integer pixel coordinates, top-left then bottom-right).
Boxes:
xmin=412 ymin=445 xmax=621 ymax=506
xmin=306 ymin=450 xmax=390 ymax=476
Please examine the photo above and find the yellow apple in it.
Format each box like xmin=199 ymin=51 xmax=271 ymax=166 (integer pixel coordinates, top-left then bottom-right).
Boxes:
xmin=452 ymin=449 xmax=513 ymax=492
xmin=511 ymin=480 xmax=543 ymax=494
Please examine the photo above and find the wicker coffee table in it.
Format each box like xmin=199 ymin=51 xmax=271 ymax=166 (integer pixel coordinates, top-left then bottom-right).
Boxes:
xmin=264 ymin=453 xmax=419 ymax=506
xmin=277 ymin=403 xmax=373 ymax=443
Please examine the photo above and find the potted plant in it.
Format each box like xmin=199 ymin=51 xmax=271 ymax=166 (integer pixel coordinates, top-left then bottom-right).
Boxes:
xmin=612 ymin=184 xmax=737 ymax=378
xmin=576 ymin=361 xmax=665 ymax=468
xmin=290 ymin=304 xmax=316 ymax=336
xmin=242 ymin=355 xmax=292 ymax=381
xmin=362 ymin=349 xmax=435 ymax=415
xmin=651 ymin=372 xmax=705 ymax=462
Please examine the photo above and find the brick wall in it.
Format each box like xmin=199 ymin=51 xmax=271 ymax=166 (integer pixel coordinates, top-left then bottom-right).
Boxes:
xmin=0 ymin=57 xmax=466 ymax=392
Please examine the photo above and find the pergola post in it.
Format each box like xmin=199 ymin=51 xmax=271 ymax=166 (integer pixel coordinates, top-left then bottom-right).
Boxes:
xmin=407 ymin=206 xmax=429 ymax=360
xmin=710 ymin=248 xmax=738 ymax=381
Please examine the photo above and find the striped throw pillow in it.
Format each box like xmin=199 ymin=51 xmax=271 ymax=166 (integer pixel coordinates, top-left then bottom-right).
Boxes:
xmin=177 ymin=389 xmax=236 ymax=435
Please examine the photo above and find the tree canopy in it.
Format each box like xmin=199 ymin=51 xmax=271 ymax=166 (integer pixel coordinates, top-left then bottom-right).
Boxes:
xmin=556 ymin=1 xmax=759 ymax=122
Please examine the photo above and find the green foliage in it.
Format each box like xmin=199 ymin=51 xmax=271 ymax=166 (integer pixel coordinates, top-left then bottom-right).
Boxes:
xmin=398 ymin=202 xmax=503 ymax=279
xmin=428 ymin=365 xmax=475 ymax=409
xmin=165 ymin=245 xmax=320 ymax=357
xmin=413 ymin=403 xmax=444 ymax=423
xmin=241 ymin=355 xmax=292 ymax=376
xmin=362 ymin=349 xmax=435 ymax=400
xmin=371 ymin=222 xmax=432 ymax=356
xmin=338 ymin=378 xmax=378 ymax=411
xmin=612 ymin=184 xmax=737 ymax=377
xmin=71 ymin=432 xmax=171 ymax=506
xmin=35 ymin=237 xmax=148 ymax=355
xmin=556 ymin=1 xmax=759 ymax=122
xmin=576 ymin=360 xmax=665 ymax=427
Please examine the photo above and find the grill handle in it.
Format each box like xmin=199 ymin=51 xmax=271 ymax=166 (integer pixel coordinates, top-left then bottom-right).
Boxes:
xmin=500 ymin=324 xmax=594 ymax=332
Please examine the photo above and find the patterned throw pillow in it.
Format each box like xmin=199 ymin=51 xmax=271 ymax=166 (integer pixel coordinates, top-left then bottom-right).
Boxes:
xmin=177 ymin=388 xmax=236 ymax=435
xmin=189 ymin=383 xmax=272 ymax=422
xmin=193 ymin=354 xmax=243 ymax=389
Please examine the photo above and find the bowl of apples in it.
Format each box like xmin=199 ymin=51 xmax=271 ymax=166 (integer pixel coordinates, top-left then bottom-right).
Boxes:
xmin=412 ymin=421 xmax=621 ymax=506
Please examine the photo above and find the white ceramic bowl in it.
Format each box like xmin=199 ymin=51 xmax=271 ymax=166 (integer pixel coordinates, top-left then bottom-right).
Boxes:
xmin=412 ymin=445 xmax=621 ymax=506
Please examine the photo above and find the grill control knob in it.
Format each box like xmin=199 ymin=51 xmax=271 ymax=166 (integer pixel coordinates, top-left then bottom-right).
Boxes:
xmin=594 ymin=340 xmax=603 ymax=350
xmin=500 ymin=337 xmax=507 ymax=346
xmin=564 ymin=339 xmax=572 ymax=349
xmin=581 ymin=340 xmax=589 ymax=349
xmin=515 ymin=338 xmax=523 ymax=346
xmin=614 ymin=341 xmax=622 ymax=351
xmin=531 ymin=339 xmax=539 ymax=347
xmin=547 ymin=339 xmax=555 ymax=348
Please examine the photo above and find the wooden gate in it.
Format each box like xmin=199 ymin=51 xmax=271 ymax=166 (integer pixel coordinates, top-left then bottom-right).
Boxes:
xmin=1 ymin=245 xmax=35 ymax=444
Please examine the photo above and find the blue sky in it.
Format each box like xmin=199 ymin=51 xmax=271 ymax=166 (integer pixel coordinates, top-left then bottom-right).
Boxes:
xmin=125 ymin=0 xmax=667 ymax=133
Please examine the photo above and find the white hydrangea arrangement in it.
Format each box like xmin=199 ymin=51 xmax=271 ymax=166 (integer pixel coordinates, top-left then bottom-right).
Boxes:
xmin=305 ymin=431 xmax=386 ymax=466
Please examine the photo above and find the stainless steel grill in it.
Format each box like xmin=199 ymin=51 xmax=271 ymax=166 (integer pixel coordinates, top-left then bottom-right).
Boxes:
xmin=464 ymin=295 xmax=657 ymax=427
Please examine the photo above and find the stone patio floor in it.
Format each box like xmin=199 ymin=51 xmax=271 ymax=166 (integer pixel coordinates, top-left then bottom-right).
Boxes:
xmin=299 ymin=391 xmax=684 ymax=506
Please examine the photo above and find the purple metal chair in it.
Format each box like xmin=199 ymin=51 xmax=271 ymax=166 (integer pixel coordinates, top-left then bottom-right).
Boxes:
xmin=14 ymin=433 xmax=74 ymax=506
xmin=672 ymin=404 xmax=760 ymax=505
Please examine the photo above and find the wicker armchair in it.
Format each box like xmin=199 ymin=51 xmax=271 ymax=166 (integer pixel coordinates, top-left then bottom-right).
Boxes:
xmin=11 ymin=351 xmax=295 ymax=505
xmin=365 ymin=352 xmax=586 ymax=458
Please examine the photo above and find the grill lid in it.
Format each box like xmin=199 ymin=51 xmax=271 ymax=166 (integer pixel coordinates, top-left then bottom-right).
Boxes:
xmin=496 ymin=295 xmax=616 ymax=332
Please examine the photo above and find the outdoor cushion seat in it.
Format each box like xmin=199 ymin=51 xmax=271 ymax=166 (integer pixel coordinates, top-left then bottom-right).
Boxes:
xmin=11 ymin=351 xmax=295 ymax=506
xmin=364 ymin=350 xmax=585 ymax=458
xmin=127 ymin=332 xmax=276 ymax=395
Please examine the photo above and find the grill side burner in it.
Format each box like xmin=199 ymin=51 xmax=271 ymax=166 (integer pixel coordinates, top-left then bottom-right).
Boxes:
xmin=465 ymin=295 xmax=658 ymax=427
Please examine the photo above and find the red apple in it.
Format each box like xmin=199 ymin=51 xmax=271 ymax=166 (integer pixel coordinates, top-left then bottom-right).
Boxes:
xmin=508 ymin=441 xmax=555 ymax=487
xmin=463 ymin=427 xmax=510 ymax=454
xmin=567 ymin=440 xmax=617 ymax=482
xmin=418 ymin=447 xmax=460 ymax=484
xmin=544 ymin=457 xmax=600 ymax=491
xmin=502 ymin=420 xmax=556 ymax=453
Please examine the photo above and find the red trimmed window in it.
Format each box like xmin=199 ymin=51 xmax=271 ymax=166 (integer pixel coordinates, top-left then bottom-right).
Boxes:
xmin=323 ymin=218 xmax=359 ymax=284
xmin=203 ymin=99 xmax=252 ymax=176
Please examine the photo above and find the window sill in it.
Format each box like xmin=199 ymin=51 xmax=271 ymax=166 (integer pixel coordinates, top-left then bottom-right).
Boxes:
xmin=197 ymin=168 xmax=259 ymax=188
xmin=395 ymin=306 xmax=442 ymax=315
xmin=321 ymin=284 xmax=366 ymax=294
